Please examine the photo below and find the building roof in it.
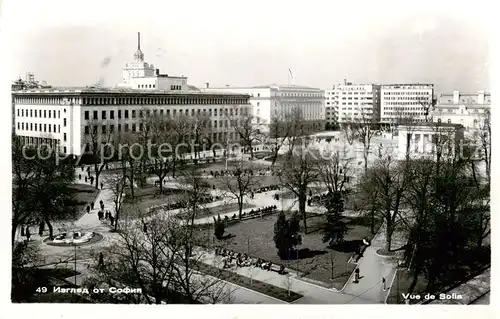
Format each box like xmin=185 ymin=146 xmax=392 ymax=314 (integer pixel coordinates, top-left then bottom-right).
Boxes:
xmin=398 ymin=122 xmax=464 ymax=129
xmin=204 ymin=84 xmax=322 ymax=90
xmin=12 ymin=86 xmax=250 ymax=97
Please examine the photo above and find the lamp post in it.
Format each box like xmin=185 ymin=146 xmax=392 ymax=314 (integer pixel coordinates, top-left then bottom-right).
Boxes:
xmin=73 ymin=243 xmax=77 ymax=286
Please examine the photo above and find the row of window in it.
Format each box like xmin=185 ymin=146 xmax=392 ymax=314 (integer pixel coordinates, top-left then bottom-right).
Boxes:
xmin=84 ymin=131 xmax=238 ymax=152
xmin=138 ymin=84 xmax=155 ymax=89
xmin=83 ymin=107 xmax=248 ymax=121
xmin=84 ymin=119 xmax=238 ymax=135
xmin=384 ymin=96 xmax=429 ymax=100
xmin=82 ymin=96 xmax=247 ymax=106
xmin=385 ymin=102 xmax=427 ymax=106
xmin=17 ymin=122 xmax=67 ymax=139
xmin=14 ymin=97 xmax=74 ymax=105
xmin=17 ymin=108 xmax=66 ymax=118
xmin=383 ymin=91 xmax=430 ymax=95
xmin=19 ymin=137 xmax=66 ymax=153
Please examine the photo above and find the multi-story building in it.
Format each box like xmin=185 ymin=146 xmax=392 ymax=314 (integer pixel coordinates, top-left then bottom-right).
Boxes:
xmin=12 ymin=34 xmax=252 ymax=156
xmin=324 ymin=89 xmax=337 ymax=127
xmin=380 ymin=84 xmax=434 ymax=124
xmin=431 ymin=90 xmax=491 ymax=132
xmin=327 ymin=82 xmax=381 ymax=124
xmin=201 ymin=84 xmax=325 ymax=133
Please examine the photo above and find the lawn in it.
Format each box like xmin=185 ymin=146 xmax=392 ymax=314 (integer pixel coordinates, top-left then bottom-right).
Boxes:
xmin=194 ymin=261 xmax=303 ymax=303
xmin=195 ymin=212 xmax=376 ymax=290
xmin=67 ymin=184 xmax=100 ymax=217
xmin=176 ymin=203 xmax=256 ymax=220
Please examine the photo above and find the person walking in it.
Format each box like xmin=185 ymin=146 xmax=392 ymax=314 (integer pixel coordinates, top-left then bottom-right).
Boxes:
xmin=100 ymin=182 xmax=104 ymax=190
xmin=109 ymin=215 xmax=115 ymax=227
xmin=100 ymin=202 xmax=105 ymax=211
xmin=98 ymin=252 xmax=104 ymax=267
xmin=90 ymin=202 xmax=94 ymax=210
xmin=353 ymin=268 xmax=360 ymax=283
xmin=85 ymin=176 xmax=88 ymax=183
xmin=98 ymin=210 xmax=103 ymax=220
xmin=78 ymin=174 xmax=82 ymax=180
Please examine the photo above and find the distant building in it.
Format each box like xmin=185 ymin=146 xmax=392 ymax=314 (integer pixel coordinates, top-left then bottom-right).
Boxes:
xmin=12 ymin=33 xmax=252 ymax=155
xmin=431 ymin=90 xmax=490 ymax=132
xmin=380 ymin=84 xmax=434 ymax=124
xmin=326 ymin=82 xmax=381 ymax=124
xmin=201 ymin=84 xmax=325 ymax=133
xmin=397 ymin=122 xmax=465 ymax=160
xmin=117 ymin=32 xmax=188 ymax=92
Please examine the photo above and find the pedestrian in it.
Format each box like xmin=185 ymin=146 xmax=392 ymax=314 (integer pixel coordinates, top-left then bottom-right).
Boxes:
xmin=382 ymin=277 xmax=386 ymax=291
xmin=100 ymin=202 xmax=104 ymax=211
xmin=353 ymin=268 xmax=360 ymax=283
xmin=85 ymin=176 xmax=88 ymax=183
xmin=86 ymin=205 xmax=90 ymax=214
xmin=78 ymin=174 xmax=82 ymax=180
xmin=90 ymin=202 xmax=94 ymax=210
xmin=100 ymin=182 xmax=103 ymax=190
xmin=98 ymin=252 xmax=104 ymax=267
xmin=143 ymin=222 xmax=147 ymax=233
xmin=38 ymin=220 xmax=45 ymax=236
xmin=26 ymin=227 xmax=31 ymax=242
xmin=98 ymin=210 xmax=103 ymax=220
xmin=110 ymin=215 xmax=115 ymax=226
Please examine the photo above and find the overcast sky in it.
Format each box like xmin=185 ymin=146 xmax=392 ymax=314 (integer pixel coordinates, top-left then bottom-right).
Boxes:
xmin=3 ymin=0 xmax=490 ymax=94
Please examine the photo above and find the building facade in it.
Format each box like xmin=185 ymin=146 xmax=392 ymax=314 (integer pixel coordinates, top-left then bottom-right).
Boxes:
xmin=380 ymin=84 xmax=434 ymax=124
xmin=397 ymin=123 xmax=465 ymax=160
xmin=12 ymin=33 xmax=252 ymax=156
xmin=431 ymin=90 xmax=491 ymax=132
xmin=201 ymin=84 xmax=325 ymax=132
xmin=326 ymin=83 xmax=381 ymax=124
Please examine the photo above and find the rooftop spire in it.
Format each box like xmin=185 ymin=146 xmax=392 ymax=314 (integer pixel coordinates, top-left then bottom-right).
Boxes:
xmin=133 ymin=32 xmax=144 ymax=62
xmin=137 ymin=32 xmax=141 ymax=50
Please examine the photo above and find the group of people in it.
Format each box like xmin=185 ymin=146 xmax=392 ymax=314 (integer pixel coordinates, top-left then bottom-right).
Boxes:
xmin=216 ymin=248 xmax=253 ymax=268
xmin=159 ymin=194 xmax=223 ymax=211
xmin=207 ymin=168 xmax=273 ymax=179
xmin=252 ymin=185 xmax=280 ymax=195
xmin=215 ymin=248 xmax=285 ymax=274
xmin=248 ymin=205 xmax=278 ymax=217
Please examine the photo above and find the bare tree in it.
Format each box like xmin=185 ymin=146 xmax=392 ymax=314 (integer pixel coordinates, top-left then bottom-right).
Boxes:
xmin=358 ymin=151 xmax=410 ymax=252
xmin=278 ymin=137 xmax=318 ymax=233
xmin=104 ymin=169 xmax=127 ymax=232
xmin=218 ymin=160 xmax=261 ymax=220
xmin=228 ymin=109 xmax=263 ymax=160
xmin=84 ymin=210 xmax=231 ymax=304
xmin=315 ymin=146 xmax=352 ymax=194
xmin=267 ymin=114 xmax=292 ymax=167
xmin=84 ymin=118 xmax=115 ymax=190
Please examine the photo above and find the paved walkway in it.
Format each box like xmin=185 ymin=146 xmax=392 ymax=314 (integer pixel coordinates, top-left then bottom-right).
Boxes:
xmin=342 ymin=222 xmax=408 ymax=304
xmin=25 ymin=148 xmax=409 ymax=304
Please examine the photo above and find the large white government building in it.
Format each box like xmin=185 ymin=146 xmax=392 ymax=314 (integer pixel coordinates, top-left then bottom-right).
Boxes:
xmin=12 ymin=33 xmax=252 ymax=156
xmin=201 ymin=84 xmax=325 ymax=133
xmin=380 ymin=84 xmax=434 ymax=123
xmin=431 ymin=90 xmax=490 ymax=132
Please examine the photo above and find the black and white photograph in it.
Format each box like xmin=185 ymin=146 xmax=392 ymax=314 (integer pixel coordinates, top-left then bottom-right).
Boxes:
xmin=0 ymin=0 xmax=494 ymax=317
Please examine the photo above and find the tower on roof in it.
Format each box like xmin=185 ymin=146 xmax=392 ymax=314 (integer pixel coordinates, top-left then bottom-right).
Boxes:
xmin=133 ymin=32 xmax=144 ymax=62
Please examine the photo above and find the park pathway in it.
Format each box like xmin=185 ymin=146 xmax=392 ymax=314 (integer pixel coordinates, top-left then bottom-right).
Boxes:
xmin=195 ymin=248 xmax=375 ymax=304
xmin=342 ymin=222 xmax=408 ymax=303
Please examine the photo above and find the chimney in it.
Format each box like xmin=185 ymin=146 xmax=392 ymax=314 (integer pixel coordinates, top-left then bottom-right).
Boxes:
xmin=478 ymin=91 xmax=485 ymax=104
xmin=205 ymin=82 xmax=210 ymax=88
xmin=453 ymin=90 xmax=460 ymax=104
xmin=156 ymin=69 xmax=159 ymax=76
